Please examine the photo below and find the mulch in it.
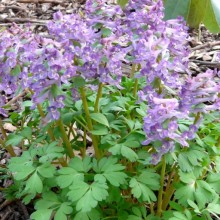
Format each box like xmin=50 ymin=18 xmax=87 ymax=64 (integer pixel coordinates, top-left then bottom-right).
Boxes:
xmin=0 ymin=0 xmax=220 ymax=219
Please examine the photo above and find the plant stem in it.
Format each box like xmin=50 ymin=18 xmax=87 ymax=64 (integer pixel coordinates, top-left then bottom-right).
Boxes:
xmin=94 ymin=83 xmax=103 ymax=113
xmin=130 ymin=63 xmax=136 ymax=78
xmin=80 ymin=128 xmax=87 ymax=158
xmin=162 ymin=171 xmax=179 ymax=210
xmin=29 ymin=89 xmax=55 ymax=141
xmin=193 ymin=112 xmax=200 ymax=124
xmin=36 ymin=104 xmax=55 ymax=141
xmin=73 ymin=117 xmax=89 ymax=131
xmin=217 ymin=137 xmax=220 ymax=148
xmin=0 ymin=119 xmax=16 ymax=157
xmin=56 ymin=119 xmax=74 ymax=158
xmin=80 ymin=87 xmax=101 ymax=159
xmin=133 ymin=79 xmax=138 ymax=97
xmin=36 ymin=104 xmax=67 ymax=166
xmin=156 ymin=156 xmax=166 ymax=217
xmin=150 ymin=203 xmax=155 ymax=215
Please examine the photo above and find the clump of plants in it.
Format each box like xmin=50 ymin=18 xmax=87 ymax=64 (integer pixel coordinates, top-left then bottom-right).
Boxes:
xmin=0 ymin=0 xmax=220 ymax=219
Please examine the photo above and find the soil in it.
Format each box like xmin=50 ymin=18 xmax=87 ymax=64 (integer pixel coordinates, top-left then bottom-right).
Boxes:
xmin=0 ymin=1 xmax=220 ymax=219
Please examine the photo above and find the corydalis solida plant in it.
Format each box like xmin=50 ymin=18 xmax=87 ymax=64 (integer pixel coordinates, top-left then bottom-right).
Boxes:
xmin=1 ymin=0 xmax=220 ymax=219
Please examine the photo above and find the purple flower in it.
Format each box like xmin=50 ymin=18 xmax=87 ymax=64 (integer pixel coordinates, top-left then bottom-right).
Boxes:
xmin=48 ymin=106 xmax=60 ymax=121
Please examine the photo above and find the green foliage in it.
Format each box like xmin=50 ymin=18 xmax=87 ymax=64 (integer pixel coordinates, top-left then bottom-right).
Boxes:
xmin=93 ymin=157 xmax=127 ymax=187
xmin=164 ymin=0 xmax=220 ymax=33
xmin=129 ymin=170 xmax=159 ymax=203
xmin=90 ymin=113 xmax=109 ymax=127
xmin=67 ymin=179 xmax=108 ymax=212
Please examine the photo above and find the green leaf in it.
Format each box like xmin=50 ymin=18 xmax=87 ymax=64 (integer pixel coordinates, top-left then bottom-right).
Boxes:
xmin=194 ymin=180 xmax=216 ymax=208
xmin=117 ymin=0 xmax=128 ymax=8
xmin=178 ymin=147 xmax=206 ymax=172
xmin=206 ymin=203 xmax=220 ymax=215
xmin=74 ymin=209 xmax=101 ymax=220
xmin=90 ymin=113 xmax=109 ymax=127
xmin=164 ymin=0 xmax=220 ymax=33
xmin=169 ymin=201 xmax=184 ymax=212
xmin=57 ymin=157 xmax=92 ymax=188
xmin=62 ymin=112 xmax=75 ymax=125
xmin=22 ymin=100 xmax=33 ymax=107
xmin=90 ymin=125 xmax=109 ymax=135
xmin=39 ymin=142 xmax=64 ymax=163
xmin=21 ymin=127 xmax=32 ymax=139
xmin=203 ymin=0 xmax=220 ymax=33
xmin=129 ymin=169 xmax=160 ymax=203
xmin=129 ymin=178 xmax=157 ymax=202
xmin=31 ymin=209 xmax=53 ymax=220
xmin=25 ymin=172 xmax=43 ymax=194
xmin=51 ymin=84 xmax=63 ymax=97
xmin=37 ymin=163 xmax=56 ymax=178
xmin=67 ymin=180 xmax=108 ymax=212
xmin=164 ymin=0 xmax=190 ymax=20
xmin=187 ymin=0 xmax=207 ymax=28
xmin=11 ymin=65 xmax=21 ymax=76
xmin=35 ymin=192 xmax=59 ymax=210
xmin=207 ymin=173 xmax=220 ymax=193
xmin=121 ymin=145 xmax=138 ymax=162
xmin=56 ymin=167 xmax=84 ymax=188
xmin=109 ymin=144 xmax=138 ymax=162
xmin=69 ymin=156 xmax=92 ymax=173
xmin=170 ymin=211 xmax=192 ymax=220
xmin=175 ymin=183 xmax=195 ymax=206
xmin=127 ymin=216 xmax=141 ymax=220
xmin=178 ymin=154 xmax=194 ymax=172
xmin=54 ymin=202 xmax=73 ymax=220
xmin=93 ymin=157 xmax=127 ymax=187
xmin=137 ymin=170 xmax=160 ymax=191
xmin=72 ymin=76 xmax=86 ymax=88
xmin=187 ymin=199 xmax=201 ymax=213
xmin=175 ymin=173 xmax=216 ymax=207
xmin=8 ymin=151 xmax=35 ymax=180
xmin=6 ymin=134 xmax=23 ymax=146
xmin=101 ymin=28 xmax=112 ymax=38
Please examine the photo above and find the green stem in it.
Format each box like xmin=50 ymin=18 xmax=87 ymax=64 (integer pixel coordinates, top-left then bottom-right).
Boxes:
xmin=37 ymin=104 xmax=68 ymax=166
xmin=73 ymin=117 xmax=89 ymax=131
xmin=217 ymin=137 xmax=220 ymax=148
xmin=133 ymin=79 xmax=138 ymax=97
xmin=0 ymin=119 xmax=16 ymax=157
xmin=80 ymin=128 xmax=87 ymax=158
xmin=94 ymin=83 xmax=103 ymax=113
xmin=162 ymin=170 xmax=179 ymax=210
xmin=193 ymin=112 xmax=200 ymax=124
xmin=29 ymin=90 xmax=67 ymax=166
xmin=68 ymin=123 xmax=76 ymax=139
xmin=29 ymin=89 xmax=55 ymax=141
xmin=80 ymin=87 xmax=101 ymax=159
xmin=157 ymin=157 xmax=166 ymax=217
xmin=36 ymin=104 xmax=55 ymax=141
xmin=150 ymin=203 xmax=155 ymax=215
xmin=56 ymin=119 xmax=74 ymax=158
xmin=130 ymin=63 xmax=136 ymax=78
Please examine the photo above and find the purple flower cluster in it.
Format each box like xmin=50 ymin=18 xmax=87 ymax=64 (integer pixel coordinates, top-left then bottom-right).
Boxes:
xmin=0 ymin=25 xmax=36 ymax=116
xmin=180 ymin=70 xmax=220 ymax=113
xmin=122 ymin=0 xmax=219 ymax=163
xmin=0 ymin=26 xmax=76 ymax=120
xmin=1 ymin=0 xmax=219 ymax=164
xmin=47 ymin=8 xmax=127 ymax=87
